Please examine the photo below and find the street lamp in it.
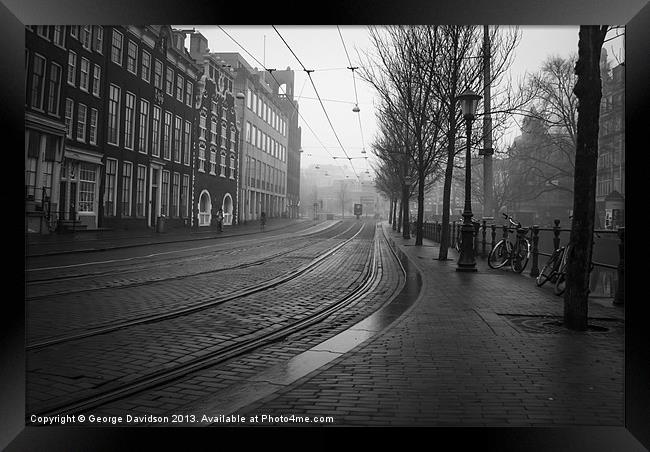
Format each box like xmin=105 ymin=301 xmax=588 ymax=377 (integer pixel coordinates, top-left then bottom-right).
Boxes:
xmin=456 ymin=88 xmax=482 ymax=272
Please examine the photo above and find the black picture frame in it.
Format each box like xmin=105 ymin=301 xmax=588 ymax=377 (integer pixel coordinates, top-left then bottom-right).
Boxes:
xmin=4 ymin=0 xmax=648 ymax=449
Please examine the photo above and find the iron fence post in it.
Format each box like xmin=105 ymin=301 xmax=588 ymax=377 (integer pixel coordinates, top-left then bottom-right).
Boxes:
xmin=553 ymin=219 xmax=561 ymax=251
xmin=481 ymin=219 xmax=487 ymax=257
xmin=530 ymin=225 xmax=540 ymax=277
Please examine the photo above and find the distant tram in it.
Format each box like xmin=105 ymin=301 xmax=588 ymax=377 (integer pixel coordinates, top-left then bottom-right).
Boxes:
xmin=354 ymin=203 xmax=363 ymax=219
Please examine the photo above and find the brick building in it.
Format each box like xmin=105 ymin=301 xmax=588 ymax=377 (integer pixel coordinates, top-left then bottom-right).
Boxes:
xmin=188 ymin=32 xmax=239 ymax=227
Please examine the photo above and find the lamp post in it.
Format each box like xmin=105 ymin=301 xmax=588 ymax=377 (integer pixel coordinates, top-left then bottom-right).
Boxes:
xmin=456 ymin=88 xmax=482 ymax=272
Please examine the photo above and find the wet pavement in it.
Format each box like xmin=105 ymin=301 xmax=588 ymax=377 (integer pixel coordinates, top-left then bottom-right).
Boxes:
xmin=231 ymin=222 xmax=625 ymax=427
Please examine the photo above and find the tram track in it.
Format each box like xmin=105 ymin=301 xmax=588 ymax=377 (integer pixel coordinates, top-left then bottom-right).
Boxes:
xmin=25 ymin=221 xmax=344 ymax=285
xmin=25 ymin=222 xmax=355 ymax=300
xmin=27 ymin=222 xmax=365 ymax=350
xmin=31 ymin=222 xmax=383 ymax=419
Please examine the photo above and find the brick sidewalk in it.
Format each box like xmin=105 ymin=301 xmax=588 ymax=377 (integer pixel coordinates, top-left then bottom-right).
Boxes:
xmin=238 ymin=222 xmax=624 ymax=426
xmin=25 ymin=218 xmax=315 ymax=256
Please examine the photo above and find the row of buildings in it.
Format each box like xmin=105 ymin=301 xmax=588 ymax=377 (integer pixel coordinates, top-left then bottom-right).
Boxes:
xmin=25 ymin=25 xmax=301 ymax=233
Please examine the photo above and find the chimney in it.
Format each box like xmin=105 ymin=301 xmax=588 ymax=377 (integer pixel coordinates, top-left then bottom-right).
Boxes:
xmin=189 ymin=32 xmax=209 ymax=60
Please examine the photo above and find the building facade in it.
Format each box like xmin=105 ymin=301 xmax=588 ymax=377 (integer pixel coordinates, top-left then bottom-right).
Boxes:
xmin=189 ymin=32 xmax=239 ymax=228
xmin=25 ymin=26 xmax=68 ymax=233
xmin=214 ymin=53 xmax=290 ymax=222
xmin=26 ymin=25 xmax=201 ymax=233
xmin=596 ymin=62 xmax=625 ymax=229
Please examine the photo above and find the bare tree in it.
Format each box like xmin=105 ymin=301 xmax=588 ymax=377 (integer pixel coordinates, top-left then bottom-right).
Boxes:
xmin=563 ymin=25 xmax=609 ymax=331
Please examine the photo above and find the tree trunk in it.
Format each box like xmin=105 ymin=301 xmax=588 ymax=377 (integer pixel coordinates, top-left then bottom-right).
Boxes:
xmin=388 ymin=198 xmax=393 ymax=224
xmin=392 ymin=198 xmax=398 ymax=230
xmin=397 ymin=199 xmax=402 ymax=233
xmin=402 ymin=183 xmax=410 ymax=238
xmin=416 ymin=171 xmax=425 ymax=245
xmin=438 ymin=122 xmax=457 ymax=260
xmin=563 ymin=25 xmax=608 ymax=331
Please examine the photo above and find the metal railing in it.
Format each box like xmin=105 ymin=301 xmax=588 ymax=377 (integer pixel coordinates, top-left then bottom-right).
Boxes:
xmin=412 ymin=218 xmax=625 ymax=305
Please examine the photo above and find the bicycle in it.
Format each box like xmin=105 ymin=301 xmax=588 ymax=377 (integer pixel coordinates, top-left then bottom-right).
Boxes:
xmin=536 ymin=243 xmax=568 ymax=288
xmin=552 ymin=231 xmax=599 ymax=296
xmin=487 ymin=213 xmax=531 ymax=273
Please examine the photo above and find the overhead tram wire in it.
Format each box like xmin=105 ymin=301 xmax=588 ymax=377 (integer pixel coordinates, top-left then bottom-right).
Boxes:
xmin=216 ymin=25 xmax=350 ymax=180
xmin=272 ymin=25 xmax=360 ymax=182
xmin=337 ymin=25 xmax=369 ymax=176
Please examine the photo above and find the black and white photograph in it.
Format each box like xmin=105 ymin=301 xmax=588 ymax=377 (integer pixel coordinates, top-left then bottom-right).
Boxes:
xmin=3 ymin=2 xmax=648 ymax=448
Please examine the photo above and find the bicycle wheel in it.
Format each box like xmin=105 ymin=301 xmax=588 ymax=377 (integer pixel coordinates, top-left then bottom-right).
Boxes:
xmin=488 ymin=240 xmax=511 ymax=269
xmin=536 ymin=249 xmax=561 ymax=287
xmin=510 ymin=238 xmax=530 ymax=274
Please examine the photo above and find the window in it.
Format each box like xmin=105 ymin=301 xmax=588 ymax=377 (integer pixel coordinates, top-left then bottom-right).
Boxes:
xmin=173 ymin=116 xmax=182 ymax=162
xmin=107 ymin=84 xmax=120 ymax=145
xmin=70 ymin=26 xmax=78 ymax=39
xmin=171 ymin=172 xmax=180 ymax=217
xmin=185 ymin=80 xmax=193 ymax=106
xmin=64 ymin=99 xmax=74 ymax=138
xmin=198 ymin=143 xmax=205 ymax=172
xmin=76 ymin=103 xmax=87 ymax=142
xmin=67 ymin=51 xmax=76 ymax=86
xmin=93 ymin=26 xmax=103 ymax=53
xmin=183 ymin=121 xmax=191 ymax=165
xmin=53 ymin=26 xmax=65 ymax=47
xmin=165 ymin=67 xmax=173 ymax=95
xmin=247 ymin=89 xmax=252 ymax=109
xmin=92 ymin=64 xmax=101 ymax=97
xmin=256 ymin=128 xmax=261 ymax=149
xmin=161 ymin=170 xmax=169 ymax=216
xmin=163 ymin=111 xmax=172 ymax=159
xmin=154 ymin=59 xmax=163 ymax=89
xmin=124 ymin=92 xmax=136 ymax=150
xmin=104 ymin=158 xmax=117 ymax=216
xmin=250 ymin=158 xmax=256 ymax=187
xmin=219 ymin=151 xmax=226 ymax=177
xmin=89 ymin=108 xmax=98 ymax=145
xmin=176 ymin=74 xmax=184 ymax=102
xmin=47 ymin=62 xmax=61 ymax=115
xmin=37 ymin=26 xmax=50 ymax=40
xmin=210 ymin=118 xmax=217 ymax=145
xmin=111 ymin=30 xmax=123 ymax=65
xmin=152 ymin=106 xmax=161 ymax=157
xmin=136 ymin=165 xmax=146 ymax=217
xmin=79 ymin=163 xmax=96 ymax=213
xmin=81 ymin=25 xmax=91 ymax=50
xmin=221 ymin=124 xmax=227 ymax=148
xmin=181 ymin=174 xmax=189 ymax=217
xmin=141 ymin=51 xmax=151 ymax=82
xmin=125 ymin=41 xmax=137 ymax=74
xmin=252 ymin=125 xmax=257 ymax=147
xmin=229 ymin=153 xmax=236 ymax=179
xmin=25 ymin=132 xmax=39 ymax=197
xmin=121 ymin=161 xmax=132 ymax=216
xmin=79 ymin=57 xmax=90 ymax=91
xmin=245 ymin=122 xmax=251 ymax=143
xmin=209 ymin=148 xmax=216 ymax=175
xmin=199 ymin=112 xmax=206 ymax=141
xmin=252 ymin=93 xmax=257 ymax=115
xmin=138 ymin=99 xmax=149 ymax=154
xmin=231 ymin=128 xmax=236 ymax=152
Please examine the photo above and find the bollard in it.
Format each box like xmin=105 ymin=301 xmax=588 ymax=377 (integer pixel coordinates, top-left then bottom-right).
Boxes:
xmin=614 ymin=227 xmax=624 ymax=305
xmin=530 ymin=225 xmax=540 ymax=277
xmin=491 ymin=224 xmax=496 ymax=250
xmin=481 ymin=220 xmax=487 ymax=257
xmin=553 ymin=219 xmax=561 ymax=251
